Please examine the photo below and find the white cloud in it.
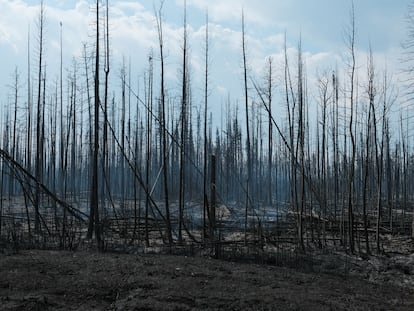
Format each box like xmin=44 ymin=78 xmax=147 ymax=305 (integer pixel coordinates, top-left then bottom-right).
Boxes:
xmin=114 ymin=1 xmax=145 ymax=12
xmin=177 ymin=0 xmax=285 ymax=27
xmin=0 ymin=24 xmax=15 ymax=52
xmin=0 ymin=0 xmax=408 ymax=132
xmin=0 ymin=0 xmax=36 ymax=54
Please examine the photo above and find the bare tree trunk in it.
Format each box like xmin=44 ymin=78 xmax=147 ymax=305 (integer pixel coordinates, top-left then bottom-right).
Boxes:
xmin=346 ymin=3 xmax=356 ymax=253
xmin=332 ymin=71 xmax=339 ymax=241
xmin=178 ymin=1 xmax=188 ymax=243
xmin=297 ymin=40 xmax=305 ymax=252
xmin=203 ymin=11 xmax=209 ymax=242
xmin=145 ymin=54 xmax=153 ymax=247
xmin=401 ymin=119 xmax=409 ymax=236
xmin=87 ymin=0 xmax=101 ymax=248
xmin=242 ymin=11 xmax=252 ymax=245
xmin=70 ymin=62 xmax=77 ymax=204
xmin=367 ymin=50 xmax=382 ymax=254
xmin=34 ymin=0 xmax=45 ymax=233
xmin=10 ymin=68 xmax=19 ymax=202
xmin=156 ymin=2 xmax=173 ymax=246
xmin=267 ymin=57 xmax=273 ymax=207
xmin=60 ymin=23 xmax=67 ymax=245
xmin=102 ymin=0 xmax=110 ymax=227
xmin=362 ymin=75 xmax=372 ymax=255
xmin=318 ymin=73 xmax=330 ymax=247
xmin=134 ymin=106 xmax=140 ymax=241
xmin=210 ymin=154 xmax=216 ymax=242
xmin=41 ymin=73 xmax=46 ymax=208
xmin=0 ymin=160 xmax=3 ymax=237
xmin=121 ymin=61 xmax=126 ymax=200
xmin=283 ymin=34 xmax=298 ymax=248
xmin=26 ymin=26 xmax=33 ymax=237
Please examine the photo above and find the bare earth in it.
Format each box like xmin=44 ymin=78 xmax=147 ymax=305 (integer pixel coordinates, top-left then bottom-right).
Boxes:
xmin=0 ymin=250 xmax=413 ymax=310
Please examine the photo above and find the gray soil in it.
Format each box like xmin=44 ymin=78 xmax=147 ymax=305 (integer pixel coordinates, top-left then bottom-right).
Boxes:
xmin=0 ymin=249 xmax=414 ymax=310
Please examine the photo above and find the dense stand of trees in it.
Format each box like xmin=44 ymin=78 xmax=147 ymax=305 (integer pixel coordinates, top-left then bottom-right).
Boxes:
xmin=0 ymin=2 xmax=413 ymax=254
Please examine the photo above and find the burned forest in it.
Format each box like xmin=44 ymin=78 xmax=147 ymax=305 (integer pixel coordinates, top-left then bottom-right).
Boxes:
xmin=1 ymin=2 xmax=414 ymax=309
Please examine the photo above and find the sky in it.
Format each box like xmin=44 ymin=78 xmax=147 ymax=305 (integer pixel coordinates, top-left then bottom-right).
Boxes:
xmin=0 ymin=0 xmax=411 ymax=132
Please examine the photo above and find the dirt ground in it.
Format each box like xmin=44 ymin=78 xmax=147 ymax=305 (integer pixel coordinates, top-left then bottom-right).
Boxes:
xmin=0 ymin=249 xmax=413 ymax=310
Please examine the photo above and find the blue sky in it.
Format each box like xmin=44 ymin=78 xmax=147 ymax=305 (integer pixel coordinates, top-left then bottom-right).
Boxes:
xmin=0 ymin=0 xmax=410 ymax=130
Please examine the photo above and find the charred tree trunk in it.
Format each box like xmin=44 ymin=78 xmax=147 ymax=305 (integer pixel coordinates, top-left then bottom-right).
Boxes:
xmin=87 ymin=0 xmax=101 ymax=248
xmin=156 ymin=2 xmax=173 ymax=246
xmin=34 ymin=0 xmax=45 ymax=233
xmin=242 ymin=11 xmax=252 ymax=245
xmin=178 ymin=1 xmax=188 ymax=243
xmin=203 ymin=12 xmax=209 ymax=242
xmin=346 ymin=3 xmax=356 ymax=253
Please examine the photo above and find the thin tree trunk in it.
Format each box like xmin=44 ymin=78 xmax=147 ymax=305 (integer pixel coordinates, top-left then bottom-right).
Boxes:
xmin=156 ymin=2 xmax=173 ymax=246
xmin=71 ymin=63 xmax=77 ymax=203
xmin=242 ymin=11 xmax=252 ymax=245
xmin=347 ymin=3 xmax=356 ymax=253
xmin=367 ymin=50 xmax=382 ymax=254
xmin=297 ymin=40 xmax=305 ymax=252
xmin=362 ymin=89 xmax=372 ymax=255
xmin=102 ymin=0 xmax=110 ymax=227
xmin=25 ymin=25 xmax=33 ymax=238
xmin=34 ymin=0 xmax=45 ymax=233
xmin=203 ymin=11 xmax=209 ymax=242
xmin=210 ymin=154 xmax=216 ymax=242
xmin=10 ymin=68 xmax=19 ymax=202
xmin=145 ymin=54 xmax=154 ymax=246
xmin=267 ymin=57 xmax=273 ymax=207
xmin=178 ymin=1 xmax=188 ymax=243
xmin=87 ymin=0 xmax=101 ymax=248
xmin=332 ymin=71 xmax=339 ymax=241
xmin=318 ymin=74 xmax=329 ymax=247
xmin=60 ymin=23 xmax=67 ymax=245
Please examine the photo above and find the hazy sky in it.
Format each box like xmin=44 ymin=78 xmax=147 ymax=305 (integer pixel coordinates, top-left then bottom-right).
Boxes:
xmin=0 ymin=0 xmax=411 ymax=128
